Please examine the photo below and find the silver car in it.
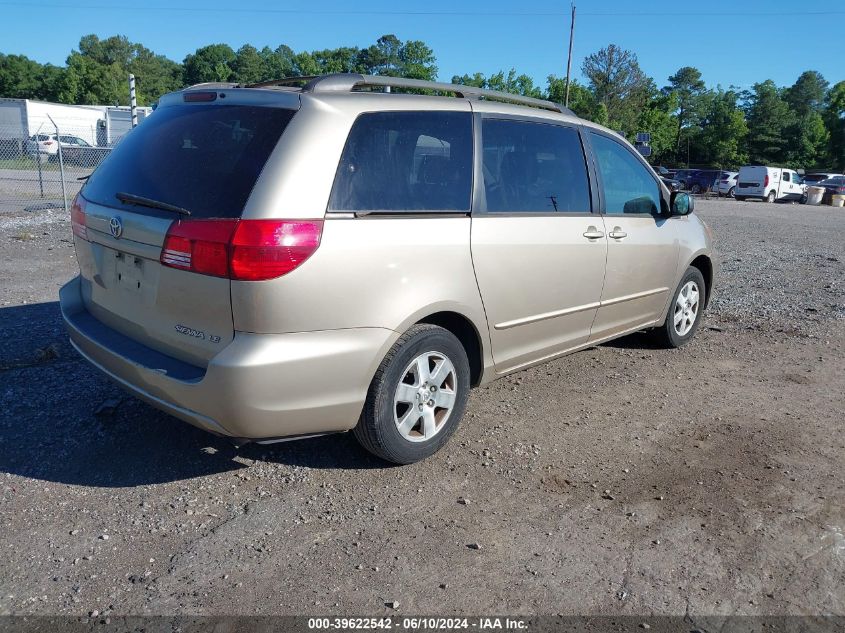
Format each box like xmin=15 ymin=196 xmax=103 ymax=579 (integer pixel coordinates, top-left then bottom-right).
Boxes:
xmin=60 ymin=73 xmax=716 ymax=464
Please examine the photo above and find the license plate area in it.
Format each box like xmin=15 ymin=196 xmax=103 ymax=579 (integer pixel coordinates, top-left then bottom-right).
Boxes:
xmin=114 ymin=250 xmax=144 ymax=292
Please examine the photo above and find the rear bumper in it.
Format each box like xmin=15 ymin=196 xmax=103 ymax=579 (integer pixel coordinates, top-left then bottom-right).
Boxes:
xmin=60 ymin=276 xmax=397 ymax=440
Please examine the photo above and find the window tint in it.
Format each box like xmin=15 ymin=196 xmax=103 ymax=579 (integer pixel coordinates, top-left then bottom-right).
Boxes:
xmin=329 ymin=111 xmax=472 ymax=211
xmin=589 ymin=132 xmax=661 ymax=215
xmin=82 ymin=105 xmax=295 ymax=219
xmin=481 ymin=119 xmax=591 ymax=213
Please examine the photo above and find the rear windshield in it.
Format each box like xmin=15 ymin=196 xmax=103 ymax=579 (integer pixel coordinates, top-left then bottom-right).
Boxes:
xmin=83 ymin=105 xmax=295 ymax=218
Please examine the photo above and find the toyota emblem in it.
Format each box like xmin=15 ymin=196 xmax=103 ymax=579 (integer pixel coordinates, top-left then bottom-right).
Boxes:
xmin=109 ymin=216 xmax=123 ymax=238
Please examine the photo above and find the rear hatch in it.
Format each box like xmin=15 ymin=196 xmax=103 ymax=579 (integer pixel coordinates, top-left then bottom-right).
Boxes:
xmin=738 ymin=166 xmax=766 ymax=193
xmin=74 ymin=97 xmax=297 ymax=366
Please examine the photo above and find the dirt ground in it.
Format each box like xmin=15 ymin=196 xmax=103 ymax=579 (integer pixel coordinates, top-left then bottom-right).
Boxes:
xmin=0 ymin=198 xmax=843 ymax=617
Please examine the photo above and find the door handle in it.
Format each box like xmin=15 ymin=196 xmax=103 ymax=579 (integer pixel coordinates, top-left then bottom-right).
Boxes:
xmin=583 ymin=226 xmax=605 ymax=240
xmin=608 ymin=227 xmax=628 ymax=240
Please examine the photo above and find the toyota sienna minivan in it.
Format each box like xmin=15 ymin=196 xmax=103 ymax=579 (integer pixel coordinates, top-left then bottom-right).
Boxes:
xmin=60 ymin=73 xmax=715 ymax=464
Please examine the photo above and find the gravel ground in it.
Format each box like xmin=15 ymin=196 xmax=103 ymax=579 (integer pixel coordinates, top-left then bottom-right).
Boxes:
xmin=0 ymin=198 xmax=843 ymax=617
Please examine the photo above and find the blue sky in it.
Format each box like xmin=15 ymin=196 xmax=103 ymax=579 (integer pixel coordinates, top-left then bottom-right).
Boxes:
xmin=1 ymin=0 xmax=842 ymax=91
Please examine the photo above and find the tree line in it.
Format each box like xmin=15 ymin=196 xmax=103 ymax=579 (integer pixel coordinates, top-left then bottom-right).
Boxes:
xmin=1 ymin=34 xmax=842 ymax=170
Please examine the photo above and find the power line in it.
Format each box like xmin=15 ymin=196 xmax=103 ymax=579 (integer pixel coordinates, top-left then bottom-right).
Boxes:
xmin=0 ymin=1 xmax=843 ymax=16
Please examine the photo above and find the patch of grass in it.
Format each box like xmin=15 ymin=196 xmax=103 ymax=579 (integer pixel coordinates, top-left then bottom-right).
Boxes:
xmin=0 ymin=157 xmax=61 ymax=171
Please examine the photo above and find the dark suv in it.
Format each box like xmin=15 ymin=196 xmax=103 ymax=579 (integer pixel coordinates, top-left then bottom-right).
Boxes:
xmin=686 ymin=170 xmax=721 ymax=194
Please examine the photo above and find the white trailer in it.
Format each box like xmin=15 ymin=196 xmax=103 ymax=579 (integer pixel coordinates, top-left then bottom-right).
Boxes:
xmin=0 ymin=98 xmax=104 ymax=145
xmin=96 ymin=106 xmax=152 ymax=146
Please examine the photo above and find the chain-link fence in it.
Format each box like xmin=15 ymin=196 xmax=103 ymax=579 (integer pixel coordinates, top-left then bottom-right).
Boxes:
xmin=0 ymin=122 xmax=114 ymax=215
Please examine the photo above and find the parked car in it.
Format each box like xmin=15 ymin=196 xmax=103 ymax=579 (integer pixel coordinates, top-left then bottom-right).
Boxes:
xmin=60 ymin=138 xmax=112 ymax=167
xmin=813 ymin=176 xmax=845 ymax=202
xmin=60 ymin=73 xmax=715 ymax=464
xmin=687 ymin=169 xmax=722 ymax=194
xmin=735 ymin=166 xmax=806 ymax=203
xmin=24 ymin=133 xmax=101 ymax=163
xmin=672 ymin=169 xmax=698 ymax=190
xmin=716 ymin=171 xmax=739 ymax=197
xmin=802 ymin=172 xmax=843 ymax=185
xmin=24 ymin=133 xmax=59 ymax=156
xmin=662 ymin=177 xmax=681 ymax=192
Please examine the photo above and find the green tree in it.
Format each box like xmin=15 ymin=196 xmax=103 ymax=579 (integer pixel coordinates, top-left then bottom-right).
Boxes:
xmin=546 ymin=76 xmax=602 ymax=121
xmin=664 ymin=66 xmax=706 ymax=158
xmin=785 ymin=70 xmax=828 ymax=116
xmin=635 ymin=91 xmax=679 ymax=165
xmin=230 ymin=44 xmax=264 ymax=84
xmin=787 ymin=111 xmax=830 ymax=168
xmin=452 ymin=69 xmax=540 ymax=98
xmin=75 ymin=34 xmax=180 ymax=104
xmin=292 ymin=51 xmax=320 ymax=76
xmin=259 ymin=45 xmax=295 ymax=79
xmin=581 ymin=44 xmax=651 ymax=135
xmin=58 ymin=51 xmax=125 ymax=104
xmin=693 ymin=89 xmax=748 ymax=167
xmin=182 ymin=44 xmax=235 ymax=85
xmin=824 ymin=81 xmax=845 ymax=170
xmin=0 ymin=54 xmax=46 ymax=98
xmin=312 ymin=47 xmax=361 ymax=74
xmin=745 ymin=80 xmax=793 ymax=164
xmin=398 ymin=40 xmax=437 ymax=80
xmin=38 ymin=64 xmax=65 ymax=101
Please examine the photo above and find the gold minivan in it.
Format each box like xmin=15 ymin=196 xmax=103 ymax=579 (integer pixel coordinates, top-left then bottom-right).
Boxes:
xmin=60 ymin=74 xmax=715 ymax=464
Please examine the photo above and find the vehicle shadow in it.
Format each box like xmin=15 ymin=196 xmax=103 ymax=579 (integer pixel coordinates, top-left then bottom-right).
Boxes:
xmin=598 ymin=329 xmax=666 ymax=350
xmin=0 ymin=302 xmax=385 ymax=489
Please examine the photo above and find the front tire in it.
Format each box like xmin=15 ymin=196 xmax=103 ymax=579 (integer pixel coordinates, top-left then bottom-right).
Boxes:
xmin=651 ymin=267 xmax=706 ymax=348
xmin=765 ymin=190 xmax=776 ymax=203
xmin=354 ymin=324 xmax=470 ymax=464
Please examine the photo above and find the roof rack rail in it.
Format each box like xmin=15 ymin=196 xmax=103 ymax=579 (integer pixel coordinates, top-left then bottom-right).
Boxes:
xmin=247 ymin=73 xmax=572 ymax=115
xmin=247 ymin=76 xmax=320 ymax=89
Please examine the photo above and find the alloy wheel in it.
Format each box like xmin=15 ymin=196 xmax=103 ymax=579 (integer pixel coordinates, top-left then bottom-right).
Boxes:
xmin=673 ymin=281 xmax=700 ymax=337
xmin=393 ymin=351 xmax=457 ymax=443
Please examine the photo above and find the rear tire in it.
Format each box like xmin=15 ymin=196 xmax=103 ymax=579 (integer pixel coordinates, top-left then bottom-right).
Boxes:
xmin=353 ymin=324 xmax=470 ymax=464
xmin=651 ymin=267 xmax=706 ymax=349
xmin=765 ymin=190 xmax=776 ymax=203
xmin=728 ymin=186 xmax=735 ymax=198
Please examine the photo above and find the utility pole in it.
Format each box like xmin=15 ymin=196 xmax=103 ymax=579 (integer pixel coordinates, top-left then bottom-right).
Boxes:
xmin=128 ymin=74 xmax=138 ymax=128
xmin=564 ymin=3 xmax=576 ymax=108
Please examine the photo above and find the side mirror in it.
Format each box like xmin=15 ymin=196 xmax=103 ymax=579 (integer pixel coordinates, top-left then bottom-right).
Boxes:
xmin=670 ymin=191 xmax=694 ymax=216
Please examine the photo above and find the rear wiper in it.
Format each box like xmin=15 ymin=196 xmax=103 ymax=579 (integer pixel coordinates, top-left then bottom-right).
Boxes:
xmin=115 ymin=191 xmax=191 ymax=216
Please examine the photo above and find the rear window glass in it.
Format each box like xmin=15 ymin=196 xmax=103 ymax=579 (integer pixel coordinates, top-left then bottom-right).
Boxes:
xmin=328 ymin=111 xmax=472 ymax=212
xmin=82 ymin=105 xmax=295 ymax=218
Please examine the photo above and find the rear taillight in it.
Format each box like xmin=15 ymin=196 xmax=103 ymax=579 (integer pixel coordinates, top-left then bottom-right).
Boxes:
xmin=764 ymin=175 xmax=769 ymax=188
xmin=160 ymin=219 xmax=323 ymax=281
xmin=161 ymin=219 xmax=237 ymax=277
xmin=44 ymin=141 xmax=53 ymax=146
xmin=71 ymin=194 xmax=88 ymax=240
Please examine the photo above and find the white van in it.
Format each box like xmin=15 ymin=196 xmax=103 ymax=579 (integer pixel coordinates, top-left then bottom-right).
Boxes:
xmin=735 ymin=166 xmax=806 ymax=203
